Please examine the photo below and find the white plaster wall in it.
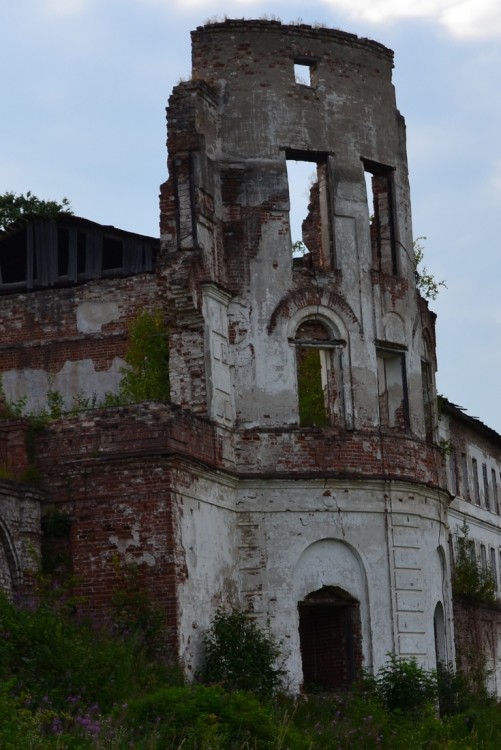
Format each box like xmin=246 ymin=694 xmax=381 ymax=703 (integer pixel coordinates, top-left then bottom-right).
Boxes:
xmin=173 ymin=472 xmax=240 ymax=678
xmin=236 ymin=480 xmax=451 ymax=688
xmin=76 ymin=301 xmax=120 ymax=333
xmin=2 ymin=357 xmax=125 ymax=413
xmin=174 ymin=470 xmax=453 ymax=691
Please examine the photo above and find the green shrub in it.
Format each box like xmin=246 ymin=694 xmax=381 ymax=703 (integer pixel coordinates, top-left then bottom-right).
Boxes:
xmin=368 ymin=654 xmax=438 ymax=714
xmin=202 ymin=606 xmax=285 ymax=697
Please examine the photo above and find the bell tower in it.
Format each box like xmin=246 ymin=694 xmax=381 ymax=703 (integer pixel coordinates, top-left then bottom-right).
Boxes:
xmin=160 ymin=21 xmax=449 ymax=688
xmin=161 ymin=20 xmax=436 ymax=441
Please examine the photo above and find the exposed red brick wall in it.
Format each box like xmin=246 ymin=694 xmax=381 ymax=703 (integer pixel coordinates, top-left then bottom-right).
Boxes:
xmin=36 ymin=420 xmax=180 ymax=652
xmin=0 ymin=421 xmax=30 ymax=478
xmin=233 ymin=427 xmax=446 ymax=489
xmin=0 ymin=273 xmax=158 ymax=376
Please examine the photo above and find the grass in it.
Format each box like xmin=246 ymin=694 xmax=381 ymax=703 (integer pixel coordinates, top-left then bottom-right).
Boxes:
xmin=1 ymin=591 xmax=501 ymax=749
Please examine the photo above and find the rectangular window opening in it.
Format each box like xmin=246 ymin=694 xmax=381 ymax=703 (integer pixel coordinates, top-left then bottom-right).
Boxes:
xmin=480 ymin=543 xmax=487 ymax=571
xmin=286 ymin=152 xmax=331 ymax=270
xmin=482 ymin=462 xmax=490 ymax=510
xmin=294 ymin=60 xmax=317 ymax=87
xmin=449 ymin=450 xmax=458 ymax=497
xmin=492 ymin=468 xmax=499 ymax=514
xmin=377 ymin=347 xmax=409 ymax=431
xmin=57 ymin=228 xmax=70 ymax=277
xmin=490 ymin=548 xmax=497 ymax=588
xmin=0 ymin=229 xmax=28 ymax=285
xmin=461 ymin=452 xmax=470 ymax=500
xmin=472 ymin=457 xmax=481 ymax=505
xmin=102 ymin=236 xmax=123 ymax=272
xmin=363 ymin=160 xmax=398 ymax=275
xmin=77 ymin=231 xmax=87 ymax=275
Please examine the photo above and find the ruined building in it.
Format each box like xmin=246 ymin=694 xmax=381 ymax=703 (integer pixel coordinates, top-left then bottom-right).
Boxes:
xmin=1 ymin=20 xmax=501 ymax=693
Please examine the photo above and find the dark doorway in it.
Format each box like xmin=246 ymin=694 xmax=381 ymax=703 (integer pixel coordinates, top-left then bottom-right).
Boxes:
xmin=298 ymin=587 xmax=361 ymax=691
xmin=433 ymin=601 xmax=446 ymax=668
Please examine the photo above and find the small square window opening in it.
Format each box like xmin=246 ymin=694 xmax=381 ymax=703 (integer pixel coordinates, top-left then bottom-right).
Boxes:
xmin=294 ymin=61 xmax=315 ymax=86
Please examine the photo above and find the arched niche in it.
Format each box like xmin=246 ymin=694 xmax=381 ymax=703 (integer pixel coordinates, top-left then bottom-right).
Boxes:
xmin=293 ymin=538 xmax=371 ymax=690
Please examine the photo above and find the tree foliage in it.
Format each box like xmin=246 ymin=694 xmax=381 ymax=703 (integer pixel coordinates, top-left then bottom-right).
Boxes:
xmin=0 ymin=190 xmax=72 ymax=234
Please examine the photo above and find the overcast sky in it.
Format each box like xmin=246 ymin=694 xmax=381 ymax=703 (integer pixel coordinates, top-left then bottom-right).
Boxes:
xmin=2 ymin=0 xmax=501 ymax=431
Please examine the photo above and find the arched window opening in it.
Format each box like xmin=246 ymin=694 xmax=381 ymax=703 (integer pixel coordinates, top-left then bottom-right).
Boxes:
xmin=294 ymin=320 xmax=345 ymax=427
xmin=298 ymin=586 xmax=362 ymax=692
xmin=433 ymin=601 xmax=446 ymax=668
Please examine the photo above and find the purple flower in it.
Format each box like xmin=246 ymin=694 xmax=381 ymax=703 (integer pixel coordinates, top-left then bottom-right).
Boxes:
xmin=50 ymin=716 xmax=63 ymax=735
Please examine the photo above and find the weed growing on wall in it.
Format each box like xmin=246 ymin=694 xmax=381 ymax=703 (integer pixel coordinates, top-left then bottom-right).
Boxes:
xmin=414 ymin=237 xmax=447 ymax=301
xmin=202 ymin=606 xmax=286 ymax=697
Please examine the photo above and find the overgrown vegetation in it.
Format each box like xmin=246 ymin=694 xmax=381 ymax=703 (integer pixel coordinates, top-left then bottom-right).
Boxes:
xmin=1 ymin=592 xmax=500 ymax=749
xmin=297 ymin=348 xmax=330 ymax=427
xmin=0 ymin=191 xmax=72 ymax=234
xmin=453 ymin=519 xmax=498 ymax=604
xmin=108 ymin=557 xmax=166 ymax=658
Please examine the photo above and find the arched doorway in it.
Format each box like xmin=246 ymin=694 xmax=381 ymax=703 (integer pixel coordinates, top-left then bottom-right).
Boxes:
xmin=298 ymin=586 xmax=362 ymax=691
